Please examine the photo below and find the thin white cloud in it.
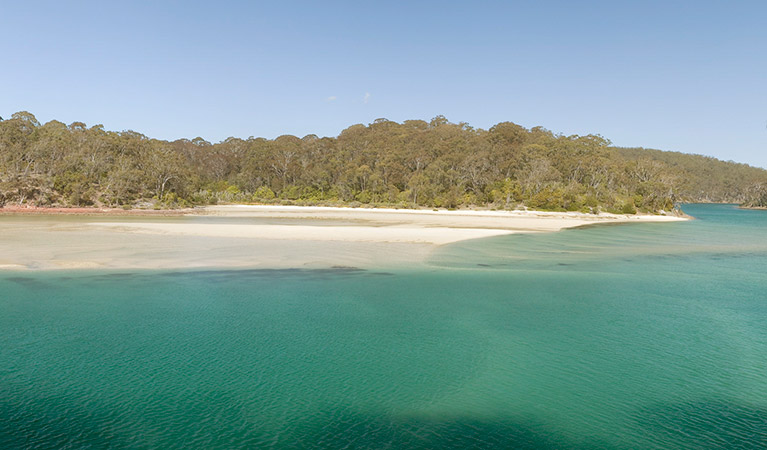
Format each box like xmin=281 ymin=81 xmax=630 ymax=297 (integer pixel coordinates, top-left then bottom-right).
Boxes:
xmin=363 ymin=92 xmax=371 ymax=104
xmin=326 ymin=96 xmax=337 ymax=101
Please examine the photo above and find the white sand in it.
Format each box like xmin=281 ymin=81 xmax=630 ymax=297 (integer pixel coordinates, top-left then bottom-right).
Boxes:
xmin=89 ymin=223 xmax=518 ymax=245
xmin=0 ymin=205 xmax=686 ymax=270
xmin=203 ymin=204 xmax=686 ymax=224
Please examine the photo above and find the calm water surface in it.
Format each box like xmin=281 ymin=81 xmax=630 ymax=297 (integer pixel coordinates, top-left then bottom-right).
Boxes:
xmin=1 ymin=204 xmax=766 ymax=449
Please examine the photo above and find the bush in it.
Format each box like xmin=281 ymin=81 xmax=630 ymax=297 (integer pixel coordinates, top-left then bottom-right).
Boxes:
xmin=355 ymin=190 xmax=372 ymax=204
xmin=253 ymin=186 xmax=276 ymax=200
xmin=621 ymin=202 xmax=637 ymax=214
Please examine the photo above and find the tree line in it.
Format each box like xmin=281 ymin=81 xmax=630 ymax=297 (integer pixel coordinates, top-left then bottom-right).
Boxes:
xmin=1 ymin=111 xmax=765 ymax=212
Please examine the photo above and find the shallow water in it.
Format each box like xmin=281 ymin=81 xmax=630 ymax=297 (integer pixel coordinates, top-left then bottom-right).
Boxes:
xmin=1 ymin=204 xmax=766 ymax=448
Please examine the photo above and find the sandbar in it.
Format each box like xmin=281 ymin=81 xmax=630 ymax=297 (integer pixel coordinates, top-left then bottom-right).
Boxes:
xmin=0 ymin=205 xmax=686 ymax=271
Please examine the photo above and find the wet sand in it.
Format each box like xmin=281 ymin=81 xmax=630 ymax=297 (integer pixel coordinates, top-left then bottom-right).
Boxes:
xmin=0 ymin=205 xmax=686 ymax=270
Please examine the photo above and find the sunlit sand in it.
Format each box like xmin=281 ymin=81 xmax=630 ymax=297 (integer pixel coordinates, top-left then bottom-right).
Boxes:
xmin=0 ymin=205 xmax=686 ymax=270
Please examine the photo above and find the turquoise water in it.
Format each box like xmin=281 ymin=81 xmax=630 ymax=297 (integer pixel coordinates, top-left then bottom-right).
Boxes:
xmin=1 ymin=204 xmax=766 ymax=449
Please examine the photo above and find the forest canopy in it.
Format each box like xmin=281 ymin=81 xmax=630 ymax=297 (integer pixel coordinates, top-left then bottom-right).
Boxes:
xmin=1 ymin=112 xmax=766 ymax=212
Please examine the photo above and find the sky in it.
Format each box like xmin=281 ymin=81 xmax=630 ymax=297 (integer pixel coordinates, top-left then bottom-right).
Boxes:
xmin=2 ymin=0 xmax=766 ymax=167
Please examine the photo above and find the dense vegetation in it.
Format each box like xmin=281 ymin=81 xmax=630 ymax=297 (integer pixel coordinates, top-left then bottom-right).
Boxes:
xmin=1 ymin=111 xmax=765 ymax=212
xmin=612 ymin=147 xmax=767 ymax=207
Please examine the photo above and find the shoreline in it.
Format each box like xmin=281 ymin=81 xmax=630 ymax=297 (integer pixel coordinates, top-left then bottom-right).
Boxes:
xmin=202 ymin=204 xmax=687 ymax=220
xmin=0 ymin=203 xmax=688 ymax=220
xmin=0 ymin=204 xmax=687 ymax=271
xmin=86 ymin=204 xmax=686 ymax=246
xmin=0 ymin=205 xmax=197 ymax=216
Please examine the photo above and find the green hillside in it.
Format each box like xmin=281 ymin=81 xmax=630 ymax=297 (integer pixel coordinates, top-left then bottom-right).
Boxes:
xmin=2 ymin=112 xmax=765 ymax=212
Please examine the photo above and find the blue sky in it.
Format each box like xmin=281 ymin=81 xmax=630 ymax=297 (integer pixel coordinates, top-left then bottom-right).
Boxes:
xmin=2 ymin=1 xmax=766 ymax=167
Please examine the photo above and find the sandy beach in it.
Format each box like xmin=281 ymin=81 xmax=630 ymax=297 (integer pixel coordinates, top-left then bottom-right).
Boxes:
xmin=0 ymin=205 xmax=686 ymax=270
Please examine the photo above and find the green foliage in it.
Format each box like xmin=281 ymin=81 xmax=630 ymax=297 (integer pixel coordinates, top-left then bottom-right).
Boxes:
xmin=741 ymin=183 xmax=767 ymax=208
xmin=253 ymin=185 xmax=276 ymax=200
xmin=528 ymin=187 xmax=565 ymax=211
xmin=621 ymin=202 xmax=638 ymax=215
xmin=1 ymin=112 xmax=765 ymax=211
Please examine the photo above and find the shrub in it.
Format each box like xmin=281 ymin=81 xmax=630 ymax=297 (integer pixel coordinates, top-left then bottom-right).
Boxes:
xmin=621 ymin=202 xmax=637 ymax=214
